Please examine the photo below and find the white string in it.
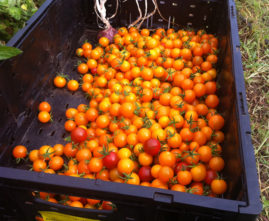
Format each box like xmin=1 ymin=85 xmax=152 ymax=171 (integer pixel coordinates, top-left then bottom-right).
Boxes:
xmin=94 ymin=0 xmax=180 ymax=30
xmin=94 ymin=0 xmax=102 ymax=21
xmin=94 ymin=0 xmax=106 ymax=28
xmin=153 ymin=0 xmax=180 ymax=27
xmin=139 ymin=0 xmax=157 ymax=27
xmin=137 ymin=0 xmax=148 ymax=29
xmin=108 ymin=0 xmax=119 ymax=20
xmin=94 ymin=0 xmax=103 ymax=28
xmin=95 ymin=0 xmax=111 ymax=29
xmin=128 ymin=0 xmax=143 ymax=28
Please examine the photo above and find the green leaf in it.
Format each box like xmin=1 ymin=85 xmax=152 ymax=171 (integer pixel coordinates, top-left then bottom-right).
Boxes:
xmin=7 ymin=0 xmax=17 ymax=7
xmin=8 ymin=7 xmax=21 ymax=20
xmin=263 ymin=199 xmax=269 ymax=208
xmin=0 ymin=46 xmax=22 ymax=60
xmin=0 ymin=0 xmax=10 ymax=7
xmin=0 ymin=23 xmax=7 ymax=31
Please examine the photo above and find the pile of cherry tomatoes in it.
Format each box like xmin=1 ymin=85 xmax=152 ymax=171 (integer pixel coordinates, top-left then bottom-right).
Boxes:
xmin=13 ymin=27 xmax=227 ymax=209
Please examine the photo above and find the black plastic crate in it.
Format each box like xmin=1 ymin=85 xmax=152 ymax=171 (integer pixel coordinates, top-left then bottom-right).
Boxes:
xmin=0 ymin=0 xmax=262 ymax=220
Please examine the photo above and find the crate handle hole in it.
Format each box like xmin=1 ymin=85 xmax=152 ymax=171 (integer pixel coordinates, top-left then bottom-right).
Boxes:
xmin=231 ymin=6 xmax=235 ymax=17
xmin=10 ymin=136 xmax=16 ymax=144
xmin=38 ymin=128 xmax=43 ymax=135
xmin=239 ymin=92 xmax=246 ymax=115
xmin=65 ymin=103 xmax=69 ymax=109
xmin=50 ymin=131 xmax=56 ymax=136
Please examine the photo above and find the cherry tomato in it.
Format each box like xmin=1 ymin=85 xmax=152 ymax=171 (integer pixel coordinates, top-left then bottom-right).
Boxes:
xmin=38 ymin=101 xmax=51 ymax=112
xmin=77 ymin=63 xmax=89 ymax=74
xmin=12 ymin=145 xmax=27 ymax=158
xmin=71 ymin=127 xmax=87 ymax=143
xmin=102 ymin=201 xmax=114 ymax=210
xmin=38 ymin=111 xmax=51 ymax=123
xmin=49 ymin=156 xmax=64 ymax=171
xmin=33 ymin=159 xmax=47 ymax=172
xmin=54 ymin=76 xmax=67 ymax=88
xmin=174 ymin=162 xmax=189 ymax=174
xmin=138 ymin=166 xmax=153 ymax=182
xmin=205 ymin=170 xmax=218 ymax=185
xmin=211 ymin=179 xmax=227 ymax=195
xmin=67 ymin=80 xmax=79 ymax=91
xmin=143 ymin=138 xmax=161 ymax=156
xmin=103 ymin=152 xmax=119 ymax=169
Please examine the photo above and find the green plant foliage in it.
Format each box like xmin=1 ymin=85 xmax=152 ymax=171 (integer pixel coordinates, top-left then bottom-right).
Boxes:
xmin=0 ymin=0 xmax=41 ymax=42
xmin=0 ymin=45 xmax=22 ymax=60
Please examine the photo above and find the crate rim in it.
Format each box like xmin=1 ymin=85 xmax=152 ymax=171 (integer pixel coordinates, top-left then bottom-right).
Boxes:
xmin=0 ymin=166 xmax=252 ymax=213
xmin=227 ymin=0 xmax=262 ymax=215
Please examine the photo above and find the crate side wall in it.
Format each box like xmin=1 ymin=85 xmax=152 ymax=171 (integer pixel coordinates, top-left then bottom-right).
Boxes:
xmin=0 ymin=0 xmax=90 ymax=165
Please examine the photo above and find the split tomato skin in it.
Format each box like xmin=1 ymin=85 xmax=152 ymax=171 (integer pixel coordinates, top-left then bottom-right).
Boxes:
xmin=143 ymin=138 xmax=161 ymax=156
xmin=103 ymin=152 xmax=119 ymax=169
xmin=71 ymin=127 xmax=87 ymax=143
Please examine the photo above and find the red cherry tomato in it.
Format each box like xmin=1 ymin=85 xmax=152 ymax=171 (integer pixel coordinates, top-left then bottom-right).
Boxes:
xmin=71 ymin=127 xmax=87 ymax=143
xmin=143 ymin=138 xmax=161 ymax=156
xmin=91 ymin=68 xmax=97 ymax=75
xmin=102 ymin=201 xmax=113 ymax=210
xmin=138 ymin=166 xmax=153 ymax=182
xmin=103 ymin=152 xmax=119 ymax=169
xmin=204 ymin=170 xmax=218 ymax=185
xmin=174 ymin=162 xmax=189 ymax=174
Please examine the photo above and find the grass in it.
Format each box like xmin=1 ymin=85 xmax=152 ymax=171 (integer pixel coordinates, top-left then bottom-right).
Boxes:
xmin=236 ymin=0 xmax=269 ymax=220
